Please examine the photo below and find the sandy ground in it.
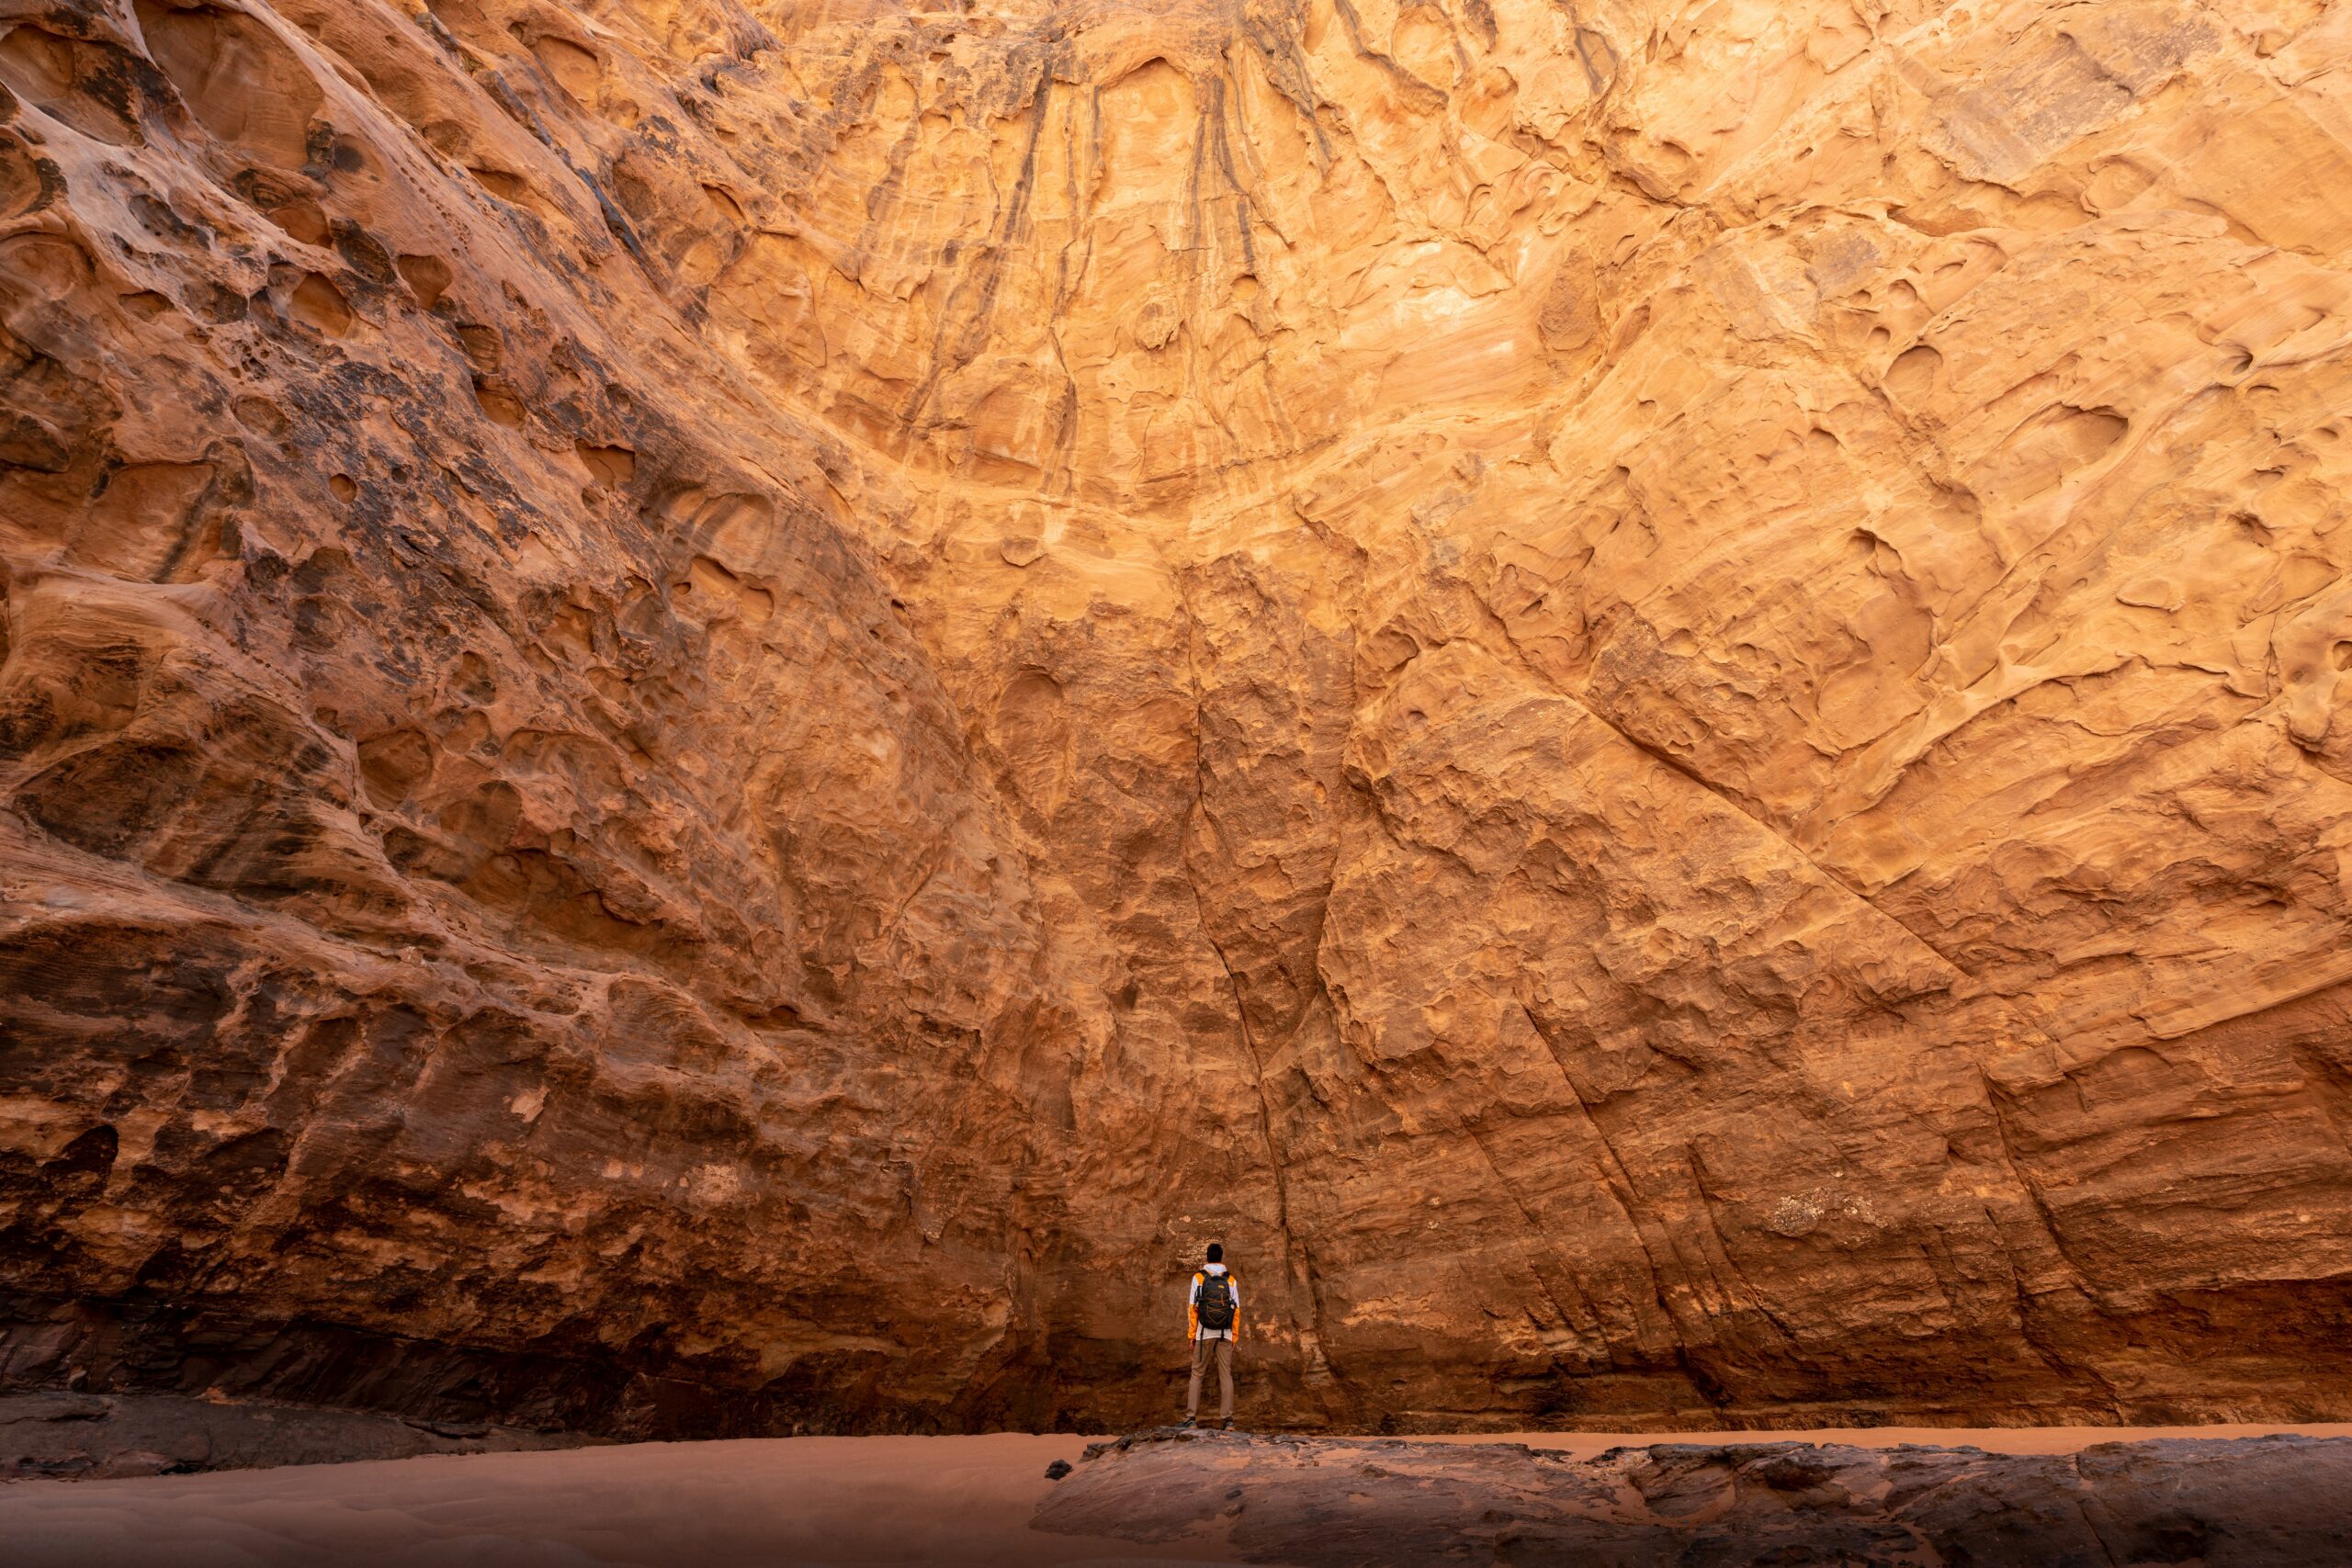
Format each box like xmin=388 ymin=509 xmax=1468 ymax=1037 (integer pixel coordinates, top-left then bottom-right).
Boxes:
xmin=6 ymin=1423 xmax=2351 ymax=1568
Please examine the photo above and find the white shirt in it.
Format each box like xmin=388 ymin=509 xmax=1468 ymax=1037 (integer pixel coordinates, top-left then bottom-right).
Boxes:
xmin=1188 ymin=1263 xmax=1240 ymax=1341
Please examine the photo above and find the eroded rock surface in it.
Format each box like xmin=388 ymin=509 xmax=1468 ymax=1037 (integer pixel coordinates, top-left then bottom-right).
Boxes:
xmin=1035 ymin=1430 xmax=2352 ymax=1566
xmin=4 ymin=0 xmax=2352 ymax=1435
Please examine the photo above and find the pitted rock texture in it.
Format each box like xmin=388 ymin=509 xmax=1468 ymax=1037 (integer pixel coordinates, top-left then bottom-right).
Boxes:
xmin=1035 ymin=1429 xmax=2352 ymax=1566
xmin=4 ymin=0 xmax=2352 ymax=1437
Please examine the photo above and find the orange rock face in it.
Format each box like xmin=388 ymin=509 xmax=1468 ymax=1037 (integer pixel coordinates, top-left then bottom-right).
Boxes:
xmin=5 ymin=0 xmax=2352 ymax=1436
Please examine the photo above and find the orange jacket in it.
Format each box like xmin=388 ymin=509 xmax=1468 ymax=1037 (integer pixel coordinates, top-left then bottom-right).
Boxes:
xmin=1186 ymin=1266 xmax=1240 ymax=1341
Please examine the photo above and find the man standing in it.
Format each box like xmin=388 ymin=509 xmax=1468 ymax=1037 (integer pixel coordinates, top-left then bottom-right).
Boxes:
xmin=1182 ymin=1242 xmax=1239 ymax=1429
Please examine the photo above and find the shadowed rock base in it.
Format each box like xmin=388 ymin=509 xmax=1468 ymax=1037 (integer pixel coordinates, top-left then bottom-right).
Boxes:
xmin=1035 ymin=1430 xmax=2352 ymax=1566
xmin=0 ymin=1391 xmax=573 ymax=1481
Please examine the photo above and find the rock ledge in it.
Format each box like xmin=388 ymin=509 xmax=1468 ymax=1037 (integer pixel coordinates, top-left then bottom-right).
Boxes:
xmin=1037 ymin=1429 xmax=2352 ymax=1566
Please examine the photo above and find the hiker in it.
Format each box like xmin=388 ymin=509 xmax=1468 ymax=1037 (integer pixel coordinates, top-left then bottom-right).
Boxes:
xmin=1182 ymin=1242 xmax=1240 ymax=1429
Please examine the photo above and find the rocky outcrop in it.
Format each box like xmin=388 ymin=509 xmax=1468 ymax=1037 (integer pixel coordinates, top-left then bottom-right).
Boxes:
xmin=4 ymin=0 xmax=2352 ymax=1436
xmin=1036 ymin=1429 xmax=2352 ymax=1565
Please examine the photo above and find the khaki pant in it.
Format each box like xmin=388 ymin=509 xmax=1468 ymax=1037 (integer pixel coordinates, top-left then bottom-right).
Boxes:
xmin=1187 ymin=1335 xmax=1234 ymax=1421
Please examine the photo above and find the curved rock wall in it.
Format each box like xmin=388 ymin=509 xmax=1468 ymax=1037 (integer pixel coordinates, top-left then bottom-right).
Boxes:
xmin=4 ymin=0 xmax=2352 ymax=1435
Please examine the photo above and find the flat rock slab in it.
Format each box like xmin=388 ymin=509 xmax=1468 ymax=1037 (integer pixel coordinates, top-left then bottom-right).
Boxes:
xmin=1034 ymin=1429 xmax=2352 ymax=1566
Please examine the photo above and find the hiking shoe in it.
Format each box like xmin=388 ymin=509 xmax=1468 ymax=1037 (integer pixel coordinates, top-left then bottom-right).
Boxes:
xmin=1222 ymin=1419 xmax=1236 ymax=1431
xmin=1177 ymin=1416 xmax=1195 ymax=1428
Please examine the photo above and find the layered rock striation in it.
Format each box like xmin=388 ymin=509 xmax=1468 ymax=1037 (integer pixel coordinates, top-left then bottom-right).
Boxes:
xmin=4 ymin=0 xmax=2352 ymax=1435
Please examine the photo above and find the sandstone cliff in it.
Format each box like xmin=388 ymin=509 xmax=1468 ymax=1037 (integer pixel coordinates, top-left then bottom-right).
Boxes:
xmin=3 ymin=0 xmax=2352 ymax=1436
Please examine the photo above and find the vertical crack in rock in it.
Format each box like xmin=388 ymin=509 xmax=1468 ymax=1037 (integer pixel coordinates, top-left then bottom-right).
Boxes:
xmin=1177 ymin=571 xmax=1337 ymax=1407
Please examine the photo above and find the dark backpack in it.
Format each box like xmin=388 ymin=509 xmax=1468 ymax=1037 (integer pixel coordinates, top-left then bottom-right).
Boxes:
xmin=1196 ymin=1271 xmax=1236 ymax=1332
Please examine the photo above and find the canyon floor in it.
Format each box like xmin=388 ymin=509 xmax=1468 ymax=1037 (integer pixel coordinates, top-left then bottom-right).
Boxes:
xmin=7 ymin=1423 xmax=2352 ymax=1567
